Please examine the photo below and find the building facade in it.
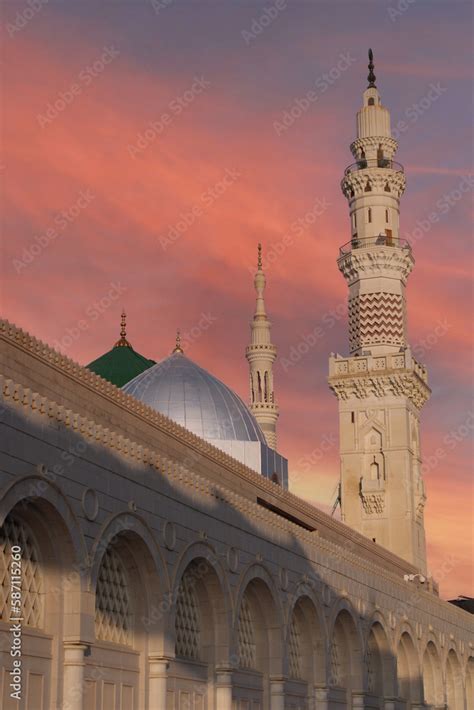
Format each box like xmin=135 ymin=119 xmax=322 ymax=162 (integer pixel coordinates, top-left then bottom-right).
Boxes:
xmin=0 ymin=53 xmax=473 ymax=710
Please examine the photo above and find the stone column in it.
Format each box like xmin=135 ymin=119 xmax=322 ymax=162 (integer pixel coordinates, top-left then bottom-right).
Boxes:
xmin=269 ymin=676 xmax=286 ymax=710
xmin=148 ymin=656 xmax=169 ymax=710
xmin=63 ymin=643 xmax=87 ymax=710
xmin=352 ymin=691 xmax=367 ymax=710
xmin=215 ymin=667 xmax=233 ymax=710
xmin=314 ymin=685 xmax=330 ymax=710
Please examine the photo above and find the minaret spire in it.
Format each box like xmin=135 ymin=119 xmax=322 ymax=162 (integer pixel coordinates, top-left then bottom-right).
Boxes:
xmin=245 ymin=244 xmax=279 ymax=450
xmin=328 ymin=52 xmax=430 ymax=573
xmin=367 ymin=48 xmax=376 ymax=88
xmin=114 ymin=309 xmax=131 ymax=348
xmin=173 ymin=329 xmax=184 ymax=354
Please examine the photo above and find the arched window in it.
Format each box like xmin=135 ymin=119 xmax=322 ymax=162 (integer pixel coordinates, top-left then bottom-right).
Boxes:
xmin=368 ymin=208 xmax=372 ymax=223
xmin=95 ymin=546 xmax=131 ymax=645
xmin=238 ymin=595 xmax=256 ymax=669
xmin=368 ymin=97 xmax=375 ymax=106
xmin=175 ymin=570 xmax=200 ymax=660
xmin=370 ymin=459 xmax=380 ymax=480
xmin=0 ymin=515 xmax=43 ymax=628
xmin=257 ymin=372 xmax=262 ymax=403
xmin=384 ymin=182 xmax=391 ymax=192
xmin=364 ymin=180 xmax=372 ymax=192
xmin=386 ymin=209 xmax=389 ymax=223
xmin=264 ymin=372 xmax=269 ymax=403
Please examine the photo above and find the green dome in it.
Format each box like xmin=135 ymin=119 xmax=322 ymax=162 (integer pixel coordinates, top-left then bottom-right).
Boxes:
xmin=86 ymin=312 xmax=155 ymax=387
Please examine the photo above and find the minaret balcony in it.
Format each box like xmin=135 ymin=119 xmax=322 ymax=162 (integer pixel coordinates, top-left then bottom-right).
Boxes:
xmin=339 ymin=234 xmax=411 ymax=256
xmin=344 ymin=158 xmax=404 ymax=175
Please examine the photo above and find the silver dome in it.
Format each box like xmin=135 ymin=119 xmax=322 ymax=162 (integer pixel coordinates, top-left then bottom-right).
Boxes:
xmin=122 ymin=352 xmax=266 ymax=444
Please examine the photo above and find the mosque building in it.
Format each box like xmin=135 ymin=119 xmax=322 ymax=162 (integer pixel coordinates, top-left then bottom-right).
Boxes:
xmin=0 ymin=51 xmax=472 ymax=710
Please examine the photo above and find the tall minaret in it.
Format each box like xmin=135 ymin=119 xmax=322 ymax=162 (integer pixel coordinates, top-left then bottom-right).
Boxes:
xmin=328 ymin=51 xmax=431 ymax=572
xmin=246 ymin=244 xmax=279 ymax=450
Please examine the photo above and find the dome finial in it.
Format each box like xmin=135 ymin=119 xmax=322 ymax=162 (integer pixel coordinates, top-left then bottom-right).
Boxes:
xmin=173 ymin=328 xmax=184 ymax=354
xmin=257 ymin=242 xmax=263 ymax=271
xmin=367 ymin=48 xmax=376 ymax=88
xmin=114 ymin=308 xmax=131 ymax=348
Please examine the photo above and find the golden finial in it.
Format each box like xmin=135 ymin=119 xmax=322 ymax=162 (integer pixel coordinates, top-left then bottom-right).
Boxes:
xmin=120 ymin=310 xmax=127 ymax=339
xmin=257 ymin=242 xmax=262 ymax=271
xmin=172 ymin=328 xmax=184 ymax=354
xmin=114 ymin=309 xmax=131 ymax=347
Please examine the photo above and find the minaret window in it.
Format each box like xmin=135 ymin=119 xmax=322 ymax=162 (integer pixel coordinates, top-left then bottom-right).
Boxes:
xmin=370 ymin=458 xmax=380 ymax=480
xmin=368 ymin=208 xmax=372 ymax=223
xmin=257 ymin=372 xmax=262 ymax=402
xmin=385 ymin=209 xmax=389 ymax=223
xmin=368 ymin=97 xmax=375 ymax=106
xmin=364 ymin=180 xmax=372 ymax=192
xmin=264 ymin=371 xmax=269 ymax=402
xmin=384 ymin=182 xmax=391 ymax=192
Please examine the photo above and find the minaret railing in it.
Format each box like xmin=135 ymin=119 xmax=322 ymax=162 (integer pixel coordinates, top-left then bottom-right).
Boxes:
xmin=339 ymin=235 xmax=412 ymax=256
xmin=344 ymin=158 xmax=404 ymax=175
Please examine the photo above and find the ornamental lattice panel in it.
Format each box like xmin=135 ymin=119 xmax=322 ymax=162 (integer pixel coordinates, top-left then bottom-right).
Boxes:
xmin=175 ymin=572 xmax=200 ymax=660
xmin=330 ymin=638 xmax=341 ymax=686
xmin=349 ymin=292 xmax=405 ymax=351
xmin=288 ymin=612 xmax=302 ymax=679
xmin=238 ymin=595 xmax=256 ymax=670
xmin=95 ymin=547 xmax=132 ymax=645
xmin=0 ymin=515 xmax=43 ymax=628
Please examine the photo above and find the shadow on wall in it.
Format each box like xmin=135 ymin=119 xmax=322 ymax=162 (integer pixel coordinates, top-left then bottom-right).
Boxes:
xmin=0 ymin=403 xmax=471 ymax=710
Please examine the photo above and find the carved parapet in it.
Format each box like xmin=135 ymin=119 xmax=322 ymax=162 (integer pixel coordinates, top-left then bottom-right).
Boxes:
xmin=328 ymin=351 xmax=430 ymax=409
xmin=341 ymin=167 xmax=406 ymax=200
xmin=337 ymin=244 xmax=414 ymax=285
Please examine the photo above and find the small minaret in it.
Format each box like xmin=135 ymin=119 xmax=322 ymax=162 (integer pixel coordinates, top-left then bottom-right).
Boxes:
xmin=328 ymin=51 xmax=431 ymax=572
xmin=246 ymin=244 xmax=279 ymax=449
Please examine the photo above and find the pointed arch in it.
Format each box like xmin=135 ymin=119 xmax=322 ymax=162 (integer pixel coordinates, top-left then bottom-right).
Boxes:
xmin=397 ymin=628 xmax=422 ymax=703
xmin=422 ymin=640 xmax=444 ymax=707
xmin=446 ymin=648 xmax=463 ymax=710
xmin=169 ymin=540 xmax=232 ymax=665
xmin=234 ymin=563 xmax=283 ymax=706
xmin=287 ymin=589 xmax=327 ymax=686
xmin=90 ymin=511 xmax=169 ymax=655
xmin=366 ymin=618 xmax=396 ymax=698
xmin=328 ymin=601 xmax=363 ymax=695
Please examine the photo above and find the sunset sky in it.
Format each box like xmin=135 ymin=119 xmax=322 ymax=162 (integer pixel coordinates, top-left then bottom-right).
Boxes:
xmin=2 ymin=0 xmax=472 ymax=599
